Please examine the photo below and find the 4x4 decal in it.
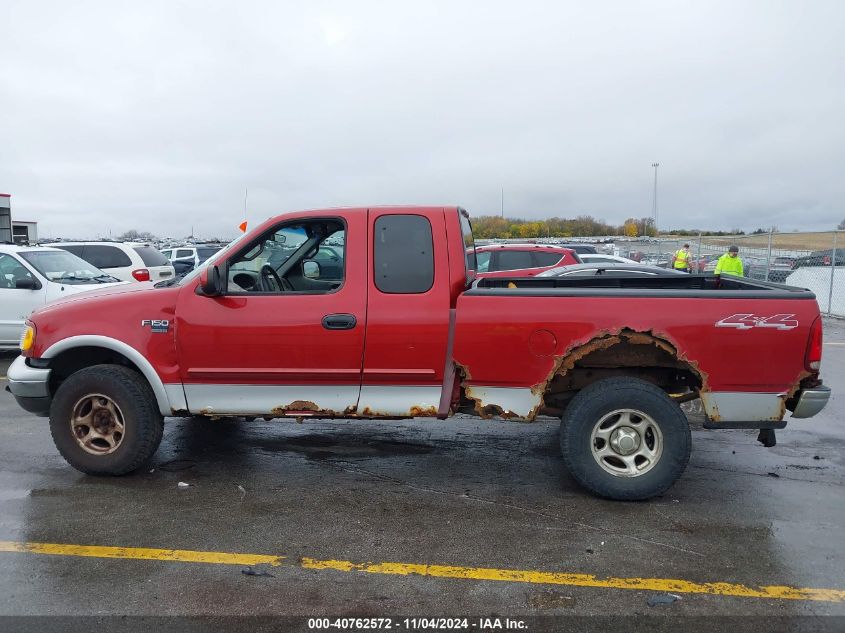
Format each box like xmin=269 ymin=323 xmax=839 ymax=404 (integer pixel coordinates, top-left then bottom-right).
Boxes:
xmin=715 ymin=313 xmax=798 ymax=330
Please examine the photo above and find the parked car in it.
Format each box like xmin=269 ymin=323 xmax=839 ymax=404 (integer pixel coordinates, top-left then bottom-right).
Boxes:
xmin=744 ymin=257 xmax=771 ymax=281
xmin=768 ymin=256 xmax=798 ymax=283
xmin=52 ymin=242 xmax=174 ymax=283
xmin=792 ymin=249 xmax=845 ymax=269
xmin=161 ymin=245 xmax=224 ymax=274
xmin=556 ymin=243 xmax=599 ymax=255
xmin=537 ymin=263 xmax=685 ymax=277
xmin=7 ymin=206 xmax=829 ymax=501
xmin=0 ymin=244 xmax=125 ymax=349
xmin=474 ymin=244 xmax=580 ymax=277
xmin=578 ymin=254 xmax=638 ymax=265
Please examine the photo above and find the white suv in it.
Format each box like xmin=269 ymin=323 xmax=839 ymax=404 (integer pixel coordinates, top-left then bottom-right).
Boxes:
xmin=51 ymin=242 xmax=175 ymax=283
xmin=0 ymin=244 xmax=126 ymax=349
xmin=160 ymin=244 xmax=224 ymax=274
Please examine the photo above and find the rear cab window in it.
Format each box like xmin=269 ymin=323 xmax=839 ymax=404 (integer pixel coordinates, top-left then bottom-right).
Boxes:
xmin=374 ymin=215 xmax=434 ymax=294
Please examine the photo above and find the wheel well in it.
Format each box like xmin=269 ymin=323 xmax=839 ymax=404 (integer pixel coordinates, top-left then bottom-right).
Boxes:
xmin=47 ymin=346 xmax=145 ymax=395
xmin=542 ymin=330 xmax=704 ymax=409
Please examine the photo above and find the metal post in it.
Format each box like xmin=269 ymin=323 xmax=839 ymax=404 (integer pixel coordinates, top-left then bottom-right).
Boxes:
xmin=765 ymin=228 xmax=773 ymax=282
xmin=651 ymin=163 xmax=660 ymax=236
xmin=828 ymin=231 xmax=838 ymax=315
xmin=696 ymin=233 xmax=702 ymax=271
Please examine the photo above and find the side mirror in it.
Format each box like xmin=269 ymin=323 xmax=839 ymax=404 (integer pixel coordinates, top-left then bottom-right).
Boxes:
xmin=303 ymin=260 xmax=321 ymax=279
xmin=15 ymin=277 xmax=39 ymax=290
xmin=197 ymin=264 xmax=223 ymax=297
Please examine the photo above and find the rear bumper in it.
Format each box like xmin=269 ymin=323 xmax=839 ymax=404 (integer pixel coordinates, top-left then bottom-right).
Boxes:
xmin=6 ymin=355 xmax=52 ymax=417
xmin=790 ymin=385 xmax=831 ymax=419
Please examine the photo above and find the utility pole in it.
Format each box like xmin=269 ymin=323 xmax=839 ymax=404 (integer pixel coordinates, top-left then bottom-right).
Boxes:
xmin=651 ymin=162 xmax=660 ymax=236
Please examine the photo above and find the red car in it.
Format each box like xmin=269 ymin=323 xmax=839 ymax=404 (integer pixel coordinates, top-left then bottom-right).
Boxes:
xmin=7 ymin=206 xmax=829 ymax=500
xmin=474 ymin=243 xmax=580 ymax=277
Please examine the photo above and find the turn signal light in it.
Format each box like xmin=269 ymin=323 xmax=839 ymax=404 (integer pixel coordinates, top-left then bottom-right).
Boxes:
xmin=20 ymin=323 xmax=35 ymax=353
xmin=805 ymin=316 xmax=823 ymax=372
xmin=132 ymin=268 xmax=151 ymax=282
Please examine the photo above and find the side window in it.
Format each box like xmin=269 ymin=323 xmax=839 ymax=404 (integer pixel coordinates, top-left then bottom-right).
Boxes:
xmin=161 ymin=250 xmax=172 ymax=260
xmin=175 ymin=249 xmax=193 ymax=259
xmin=227 ymin=220 xmax=346 ymax=293
xmin=533 ymin=252 xmax=563 ymax=267
xmin=374 ymin=215 xmax=433 ymax=294
xmin=0 ymin=253 xmax=22 ymax=288
xmin=306 ymin=231 xmax=345 ymax=281
xmin=475 ymin=252 xmax=491 ymax=273
xmin=495 ymin=250 xmax=533 ymax=271
xmin=80 ymin=245 xmax=132 ymax=269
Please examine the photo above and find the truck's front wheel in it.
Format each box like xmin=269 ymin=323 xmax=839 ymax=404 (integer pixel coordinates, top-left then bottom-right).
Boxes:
xmin=49 ymin=365 xmax=164 ymax=475
xmin=560 ymin=377 xmax=691 ymax=500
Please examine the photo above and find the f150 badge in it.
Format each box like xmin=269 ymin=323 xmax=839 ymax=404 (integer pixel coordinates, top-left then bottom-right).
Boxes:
xmin=715 ymin=314 xmax=798 ymax=330
xmin=141 ymin=319 xmax=170 ymax=333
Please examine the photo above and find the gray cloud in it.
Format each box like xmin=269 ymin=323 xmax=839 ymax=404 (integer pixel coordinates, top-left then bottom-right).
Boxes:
xmin=1 ymin=0 xmax=843 ymax=238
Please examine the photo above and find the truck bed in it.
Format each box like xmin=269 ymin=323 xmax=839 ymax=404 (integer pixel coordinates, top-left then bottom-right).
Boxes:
xmin=469 ymin=273 xmax=815 ymax=298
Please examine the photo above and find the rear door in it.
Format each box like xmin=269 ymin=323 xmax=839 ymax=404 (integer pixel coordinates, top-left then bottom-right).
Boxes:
xmin=132 ymin=245 xmax=174 ymax=281
xmin=359 ymin=208 xmax=452 ymax=416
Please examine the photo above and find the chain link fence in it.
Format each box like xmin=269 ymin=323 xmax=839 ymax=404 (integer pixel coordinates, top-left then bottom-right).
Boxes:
xmin=615 ymin=231 xmax=844 ymax=317
xmin=478 ymin=231 xmax=844 ymax=317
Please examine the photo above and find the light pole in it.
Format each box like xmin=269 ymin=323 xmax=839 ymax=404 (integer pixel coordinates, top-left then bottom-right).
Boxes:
xmin=501 ymin=187 xmax=504 ymax=218
xmin=651 ymin=162 xmax=660 ymax=236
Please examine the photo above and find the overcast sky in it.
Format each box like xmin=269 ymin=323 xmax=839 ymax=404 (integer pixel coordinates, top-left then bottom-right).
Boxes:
xmin=2 ymin=1 xmax=844 ymax=238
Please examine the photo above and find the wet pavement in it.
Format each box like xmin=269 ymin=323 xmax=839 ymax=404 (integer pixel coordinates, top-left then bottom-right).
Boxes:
xmin=0 ymin=320 xmax=843 ymax=626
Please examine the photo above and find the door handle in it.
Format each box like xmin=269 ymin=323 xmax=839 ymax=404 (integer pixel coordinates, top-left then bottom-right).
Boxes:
xmin=322 ymin=314 xmax=357 ymax=330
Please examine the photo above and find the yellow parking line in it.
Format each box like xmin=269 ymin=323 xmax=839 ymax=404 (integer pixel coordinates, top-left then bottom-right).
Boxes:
xmin=300 ymin=558 xmax=845 ymax=602
xmin=0 ymin=540 xmax=843 ymax=602
xmin=0 ymin=541 xmax=285 ymax=567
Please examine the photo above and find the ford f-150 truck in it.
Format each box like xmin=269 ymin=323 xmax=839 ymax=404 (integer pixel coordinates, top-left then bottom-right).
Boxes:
xmin=6 ymin=207 xmax=830 ymax=500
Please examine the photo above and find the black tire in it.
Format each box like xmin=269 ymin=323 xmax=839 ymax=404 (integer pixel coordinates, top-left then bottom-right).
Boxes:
xmin=560 ymin=377 xmax=691 ymax=501
xmin=49 ymin=365 xmax=164 ymax=475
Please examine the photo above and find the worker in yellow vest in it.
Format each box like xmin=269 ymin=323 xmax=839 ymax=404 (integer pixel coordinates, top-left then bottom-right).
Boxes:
xmin=714 ymin=245 xmax=744 ymax=277
xmin=671 ymin=243 xmax=692 ymax=272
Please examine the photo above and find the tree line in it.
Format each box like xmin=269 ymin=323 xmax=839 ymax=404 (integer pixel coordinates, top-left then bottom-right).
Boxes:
xmin=470 ymin=215 xmax=748 ymax=239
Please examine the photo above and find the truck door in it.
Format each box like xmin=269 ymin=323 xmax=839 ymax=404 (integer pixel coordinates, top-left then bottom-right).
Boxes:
xmin=359 ymin=208 xmax=452 ymax=416
xmin=0 ymin=253 xmax=47 ymax=347
xmin=175 ymin=211 xmax=367 ymax=416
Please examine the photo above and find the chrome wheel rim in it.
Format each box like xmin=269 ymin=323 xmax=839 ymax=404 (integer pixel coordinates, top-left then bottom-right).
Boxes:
xmin=70 ymin=393 xmax=126 ymax=455
xmin=590 ymin=409 xmax=663 ymax=478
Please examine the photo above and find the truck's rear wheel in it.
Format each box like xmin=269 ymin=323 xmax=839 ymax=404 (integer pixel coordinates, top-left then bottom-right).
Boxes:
xmin=49 ymin=365 xmax=164 ymax=475
xmin=560 ymin=377 xmax=691 ymax=500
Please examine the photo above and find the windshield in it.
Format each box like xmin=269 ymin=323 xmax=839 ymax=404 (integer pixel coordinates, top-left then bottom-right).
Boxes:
xmin=20 ymin=250 xmax=113 ymax=284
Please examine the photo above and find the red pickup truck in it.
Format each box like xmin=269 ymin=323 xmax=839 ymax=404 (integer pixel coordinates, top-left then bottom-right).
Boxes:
xmin=7 ymin=206 xmax=830 ymax=500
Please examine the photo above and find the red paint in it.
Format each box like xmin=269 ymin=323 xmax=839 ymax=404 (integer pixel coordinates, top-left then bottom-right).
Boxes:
xmin=131 ymin=268 xmax=151 ymax=282
xmin=23 ymin=206 xmax=823 ymax=413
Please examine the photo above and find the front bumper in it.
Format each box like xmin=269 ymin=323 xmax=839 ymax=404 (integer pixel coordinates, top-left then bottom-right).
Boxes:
xmin=790 ymin=385 xmax=831 ymax=419
xmin=6 ymin=355 xmax=52 ymax=416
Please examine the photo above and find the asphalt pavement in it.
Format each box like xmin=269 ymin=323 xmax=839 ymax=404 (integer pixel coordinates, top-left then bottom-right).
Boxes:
xmin=0 ymin=320 xmax=843 ymax=630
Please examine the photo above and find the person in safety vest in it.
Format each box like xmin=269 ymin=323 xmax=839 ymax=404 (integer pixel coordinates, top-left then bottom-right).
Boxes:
xmin=671 ymin=243 xmax=692 ymax=272
xmin=714 ymin=245 xmax=744 ymax=277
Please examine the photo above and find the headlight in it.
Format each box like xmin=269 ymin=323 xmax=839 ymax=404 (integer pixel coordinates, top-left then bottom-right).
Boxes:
xmin=20 ymin=323 xmax=35 ymax=353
